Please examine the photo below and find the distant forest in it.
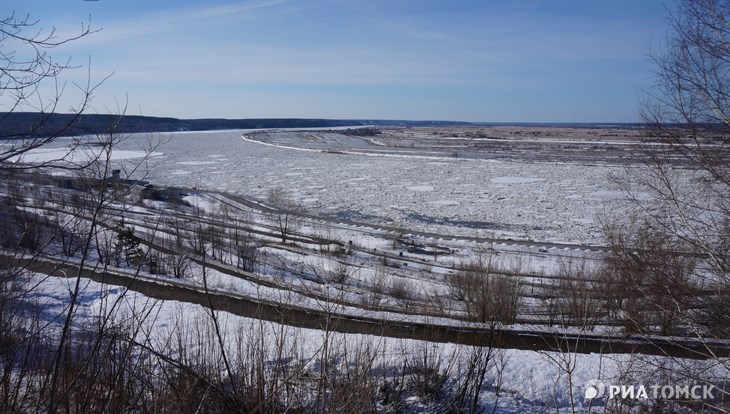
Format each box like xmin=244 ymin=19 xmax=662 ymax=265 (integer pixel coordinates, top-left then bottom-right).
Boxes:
xmin=0 ymin=112 xmax=472 ymax=138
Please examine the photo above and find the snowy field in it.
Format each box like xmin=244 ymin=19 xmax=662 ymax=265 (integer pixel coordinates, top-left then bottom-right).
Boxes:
xmin=101 ymin=129 xmax=645 ymax=246
xmin=29 ymin=273 xmax=724 ymax=413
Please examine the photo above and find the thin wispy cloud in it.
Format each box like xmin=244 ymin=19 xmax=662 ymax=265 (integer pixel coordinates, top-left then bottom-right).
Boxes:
xmin=64 ymin=0 xmax=288 ymax=47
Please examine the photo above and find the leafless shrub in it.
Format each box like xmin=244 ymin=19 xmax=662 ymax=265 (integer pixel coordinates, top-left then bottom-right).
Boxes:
xmin=372 ymin=266 xmax=388 ymax=296
xmin=11 ymin=208 xmax=54 ymax=253
xmin=388 ymin=277 xmax=411 ymax=301
xmin=696 ymin=283 xmax=730 ymax=338
xmin=406 ymin=345 xmax=450 ymax=403
xmin=450 ymin=346 xmax=507 ymax=414
xmin=329 ymin=260 xmax=352 ymax=285
xmin=388 ymin=277 xmax=412 ymax=312
xmin=236 ymin=240 xmax=258 ymax=273
xmin=323 ymin=341 xmax=380 ymax=413
xmin=361 ymin=266 xmax=389 ymax=309
xmin=378 ymin=363 xmax=406 ymax=412
xmin=145 ymin=251 xmax=166 ymax=275
xmin=55 ymin=214 xmax=85 ymax=258
xmin=165 ymin=253 xmax=190 ymax=279
xmin=602 ymin=219 xmax=700 ymax=335
xmin=267 ymin=187 xmax=302 ymax=244
xmin=208 ymin=224 xmax=227 ymax=261
xmin=449 ymin=253 xmax=521 ymax=324
xmin=425 ymin=281 xmax=450 ymax=317
xmin=187 ymin=220 xmax=207 ymax=257
xmin=547 ymin=258 xmax=605 ymax=330
xmin=313 ymin=224 xmax=347 ymax=257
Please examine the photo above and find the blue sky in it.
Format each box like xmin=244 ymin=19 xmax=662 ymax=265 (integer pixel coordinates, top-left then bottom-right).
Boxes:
xmin=2 ymin=0 xmax=675 ymax=122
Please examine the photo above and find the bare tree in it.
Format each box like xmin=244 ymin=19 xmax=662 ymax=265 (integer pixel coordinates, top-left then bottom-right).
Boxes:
xmin=44 ymin=112 xmax=164 ymax=412
xmin=448 ymin=250 xmax=521 ymax=325
xmin=635 ymin=0 xmax=729 ymax=313
xmin=609 ymin=0 xmax=729 ymax=339
xmin=547 ymin=258 xmax=606 ymax=331
xmin=604 ymin=0 xmax=730 ymax=409
xmin=232 ymin=227 xmax=258 ymax=272
xmin=0 ymin=12 xmax=105 ymax=170
xmin=266 ymin=187 xmax=301 ymax=244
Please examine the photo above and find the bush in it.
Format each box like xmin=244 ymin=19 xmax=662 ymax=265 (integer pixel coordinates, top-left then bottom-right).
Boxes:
xmin=449 ymin=257 xmax=521 ymax=324
xmin=602 ymin=219 xmax=700 ymax=335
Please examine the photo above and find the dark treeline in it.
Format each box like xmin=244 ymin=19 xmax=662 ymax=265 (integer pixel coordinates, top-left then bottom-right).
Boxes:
xmin=0 ymin=112 xmax=472 ymax=138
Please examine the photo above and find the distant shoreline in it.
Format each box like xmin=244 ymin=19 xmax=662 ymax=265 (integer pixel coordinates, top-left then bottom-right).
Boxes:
xmin=0 ymin=112 xmax=648 ymax=139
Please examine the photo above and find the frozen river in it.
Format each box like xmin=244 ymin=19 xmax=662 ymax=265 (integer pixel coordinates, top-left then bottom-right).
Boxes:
xmin=111 ymin=129 xmax=632 ymax=245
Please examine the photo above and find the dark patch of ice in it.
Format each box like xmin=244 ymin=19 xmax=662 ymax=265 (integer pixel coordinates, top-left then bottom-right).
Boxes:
xmin=406 ymin=213 xmax=512 ymax=230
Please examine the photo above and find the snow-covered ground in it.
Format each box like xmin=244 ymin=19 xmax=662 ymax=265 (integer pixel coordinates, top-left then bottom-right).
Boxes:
xmin=27 ymin=272 xmax=726 ymax=413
